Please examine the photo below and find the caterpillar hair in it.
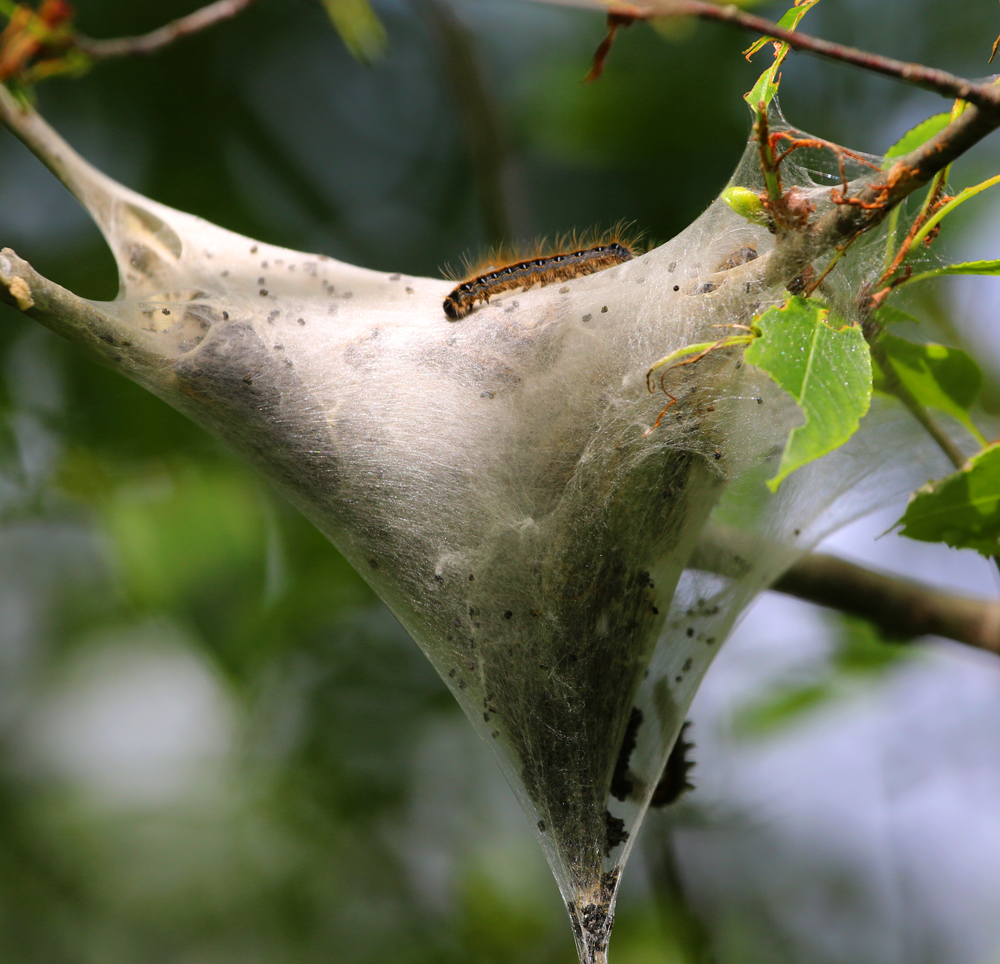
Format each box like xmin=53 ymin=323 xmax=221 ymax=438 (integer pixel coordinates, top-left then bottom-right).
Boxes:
xmin=442 ymin=225 xmax=641 ymax=321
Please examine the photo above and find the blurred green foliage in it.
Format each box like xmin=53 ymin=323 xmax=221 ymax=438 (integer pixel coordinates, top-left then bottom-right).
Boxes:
xmin=734 ymin=617 xmax=915 ymax=736
xmin=1 ymin=0 xmax=999 ymax=962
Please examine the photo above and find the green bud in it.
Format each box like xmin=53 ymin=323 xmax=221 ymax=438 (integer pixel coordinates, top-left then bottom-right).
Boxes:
xmin=722 ymin=186 xmax=770 ymax=226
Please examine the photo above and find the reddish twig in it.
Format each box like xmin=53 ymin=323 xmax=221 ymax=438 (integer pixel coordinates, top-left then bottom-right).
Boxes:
xmin=874 ymin=181 xmax=951 ymax=292
xmin=585 ymin=13 xmax=635 ymax=83
xmin=644 ymin=391 xmax=677 ymax=436
xmin=771 ymin=131 xmax=886 ymax=214
xmin=564 ymin=0 xmax=1000 ymax=289
xmin=772 ymin=133 xmax=880 ymax=180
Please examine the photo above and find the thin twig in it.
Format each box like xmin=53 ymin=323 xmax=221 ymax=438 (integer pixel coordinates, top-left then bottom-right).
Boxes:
xmin=74 ymin=0 xmax=256 ymax=59
xmin=548 ymin=0 xmax=1000 ymax=109
xmin=551 ymin=0 xmax=1000 ymax=280
xmin=672 ymin=0 xmax=999 ymax=108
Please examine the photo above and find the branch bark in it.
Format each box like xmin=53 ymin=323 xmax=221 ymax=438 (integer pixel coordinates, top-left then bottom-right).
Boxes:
xmin=772 ymin=553 xmax=1000 ymax=654
xmin=74 ymin=0 xmax=256 ymax=59
xmin=690 ymin=529 xmax=1000 ymax=655
xmin=552 ymin=0 xmax=1000 ymax=108
xmin=628 ymin=0 xmax=999 ymax=109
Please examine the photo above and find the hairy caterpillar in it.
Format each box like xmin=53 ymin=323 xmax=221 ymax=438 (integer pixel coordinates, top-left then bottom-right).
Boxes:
xmin=443 ymin=239 xmax=637 ymax=320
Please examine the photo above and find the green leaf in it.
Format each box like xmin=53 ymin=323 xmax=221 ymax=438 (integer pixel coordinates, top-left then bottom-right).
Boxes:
xmin=743 ymin=0 xmax=822 ymax=113
xmin=882 ymin=113 xmax=951 ymax=166
xmin=743 ymin=0 xmax=822 ymax=58
xmin=320 ymin=0 xmax=387 ymax=63
xmin=897 ymin=444 xmax=1000 ymax=556
xmin=646 ymin=333 xmax=755 ymax=376
xmin=833 ymin=617 xmax=910 ymax=673
xmin=735 ymin=682 xmax=834 ymax=735
xmin=875 ymin=304 xmax=922 ymax=327
xmin=745 ymin=297 xmax=872 ymax=491
xmin=744 ymin=68 xmax=780 ymax=118
xmin=873 ymin=333 xmax=987 ymax=444
xmin=902 ymin=258 xmax=1000 ymax=287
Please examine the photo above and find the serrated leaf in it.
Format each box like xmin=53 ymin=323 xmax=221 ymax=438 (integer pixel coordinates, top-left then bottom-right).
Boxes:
xmin=320 ymin=0 xmax=387 ymax=63
xmin=745 ymin=297 xmax=872 ymax=491
xmin=897 ymin=444 xmax=1000 ymax=556
xmin=873 ymin=333 xmax=987 ymax=444
xmin=882 ymin=113 xmax=951 ymax=167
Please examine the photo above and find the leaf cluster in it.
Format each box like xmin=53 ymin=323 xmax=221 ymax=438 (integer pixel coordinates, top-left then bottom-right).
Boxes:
xmin=655 ymin=0 xmax=1000 ymax=560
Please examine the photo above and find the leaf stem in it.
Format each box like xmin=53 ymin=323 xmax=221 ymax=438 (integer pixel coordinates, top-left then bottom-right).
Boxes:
xmin=877 ymin=169 xmax=949 ymax=288
xmin=754 ymin=108 xmax=783 ymax=209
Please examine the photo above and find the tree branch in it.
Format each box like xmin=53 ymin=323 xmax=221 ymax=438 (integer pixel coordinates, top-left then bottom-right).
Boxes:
xmin=690 ymin=529 xmax=1000 ymax=655
xmin=544 ymin=0 xmax=1000 ymax=284
xmin=553 ymin=0 xmax=1000 ymax=109
xmin=644 ymin=0 xmax=999 ymax=108
xmin=5 ymin=16 xmax=1000 ymax=662
xmin=757 ymin=99 xmax=1000 ymax=294
xmin=74 ymin=0 xmax=256 ymax=59
xmin=772 ymin=552 xmax=1000 ymax=655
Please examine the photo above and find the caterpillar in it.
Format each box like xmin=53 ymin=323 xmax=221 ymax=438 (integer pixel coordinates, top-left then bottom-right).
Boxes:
xmin=443 ymin=240 xmax=636 ymax=320
xmin=649 ymin=720 xmax=695 ymax=807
